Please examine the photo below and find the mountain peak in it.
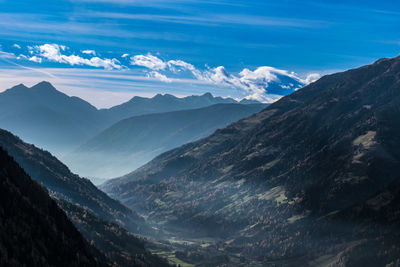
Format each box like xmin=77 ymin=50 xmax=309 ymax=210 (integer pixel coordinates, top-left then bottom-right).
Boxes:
xmin=8 ymin=83 xmax=28 ymax=91
xmin=30 ymin=81 xmax=57 ymax=91
xmin=152 ymin=93 xmax=176 ymax=99
xmin=201 ymin=92 xmax=213 ymax=98
xmin=239 ymin=98 xmax=261 ymax=104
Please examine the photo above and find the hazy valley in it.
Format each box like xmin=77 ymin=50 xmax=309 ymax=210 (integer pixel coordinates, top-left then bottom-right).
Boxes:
xmin=1 ymin=1 xmax=399 ymax=265
xmin=1 ymin=56 xmax=400 ymax=266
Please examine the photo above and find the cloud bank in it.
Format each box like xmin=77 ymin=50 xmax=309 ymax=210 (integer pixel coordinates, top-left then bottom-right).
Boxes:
xmin=27 ymin=44 xmax=122 ymax=70
xmin=129 ymin=53 xmax=320 ymax=102
xmin=8 ymin=43 xmax=320 ymax=102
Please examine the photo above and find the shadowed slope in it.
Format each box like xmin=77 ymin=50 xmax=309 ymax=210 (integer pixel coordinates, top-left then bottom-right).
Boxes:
xmin=0 ymin=147 xmax=108 ymax=267
xmin=0 ymin=129 xmax=143 ymax=233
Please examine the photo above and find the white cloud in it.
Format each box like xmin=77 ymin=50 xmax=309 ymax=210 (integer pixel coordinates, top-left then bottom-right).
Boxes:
xmin=130 ymin=53 xmax=167 ymax=70
xmin=197 ymin=66 xmax=307 ymax=102
xmin=27 ymin=44 xmax=122 ymax=70
xmin=130 ymin=55 xmax=203 ymax=78
xmin=28 ymin=56 xmax=42 ymax=63
xmin=303 ymin=73 xmax=321 ymax=84
xmin=128 ymin=53 xmax=320 ymax=102
xmin=3 ymin=43 xmax=320 ymax=103
xmin=82 ymin=49 xmax=96 ymax=55
xmin=147 ymin=71 xmax=172 ymax=83
xmin=13 ymin=44 xmax=21 ymax=49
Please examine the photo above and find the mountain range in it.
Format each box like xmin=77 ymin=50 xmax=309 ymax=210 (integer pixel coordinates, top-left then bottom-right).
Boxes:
xmin=0 ymin=82 xmax=253 ymax=157
xmin=65 ymin=103 xmax=266 ymax=178
xmin=99 ymin=92 xmax=239 ymax=123
xmin=101 ymin=56 xmax=400 ymax=266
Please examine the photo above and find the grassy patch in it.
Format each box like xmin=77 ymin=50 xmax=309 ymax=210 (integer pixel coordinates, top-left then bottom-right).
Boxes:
xmin=152 ymin=250 xmax=195 ymax=267
xmin=352 ymin=131 xmax=376 ymax=149
xmin=287 ymin=215 xmax=305 ymax=223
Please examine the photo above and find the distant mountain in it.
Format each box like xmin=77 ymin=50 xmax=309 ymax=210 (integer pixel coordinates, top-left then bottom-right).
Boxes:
xmin=0 ymin=147 xmax=107 ymax=266
xmin=102 ymin=56 xmax=400 ymax=266
xmin=100 ymin=92 xmax=239 ymax=122
xmin=65 ymin=103 xmax=267 ymax=178
xmin=239 ymin=98 xmax=263 ymax=104
xmin=0 ymin=82 xmax=256 ymax=158
xmin=0 ymin=81 xmax=104 ymax=155
xmin=0 ymin=129 xmax=143 ymax=233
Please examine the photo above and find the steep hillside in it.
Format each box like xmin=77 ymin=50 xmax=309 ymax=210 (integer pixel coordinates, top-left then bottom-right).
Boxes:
xmin=102 ymin=56 xmax=400 ymax=265
xmin=0 ymin=129 xmax=143 ymax=233
xmin=0 ymin=147 xmax=108 ymax=267
xmin=59 ymin=200 xmax=170 ymax=267
xmin=66 ymin=103 xmax=266 ymax=178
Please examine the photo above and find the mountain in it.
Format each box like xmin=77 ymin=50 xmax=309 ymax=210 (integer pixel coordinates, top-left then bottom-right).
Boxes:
xmin=0 ymin=129 xmax=171 ymax=266
xmin=239 ymin=98 xmax=263 ymax=104
xmin=65 ymin=103 xmax=267 ymax=178
xmin=0 ymin=81 xmax=104 ymax=155
xmin=100 ymin=92 xmax=238 ymax=123
xmin=101 ymin=56 xmax=400 ymax=266
xmin=0 ymin=147 xmax=108 ymax=266
xmin=0 ymin=129 xmax=143 ymax=233
xmin=0 ymin=81 xmax=255 ymax=158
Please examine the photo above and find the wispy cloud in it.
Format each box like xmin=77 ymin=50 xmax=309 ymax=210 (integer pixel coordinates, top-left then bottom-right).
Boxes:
xmin=0 ymin=51 xmax=15 ymax=59
xmin=70 ymin=0 xmax=246 ymax=8
xmin=86 ymin=11 xmax=329 ymax=28
xmin=0 ymin=13 xmax=192 ymax=44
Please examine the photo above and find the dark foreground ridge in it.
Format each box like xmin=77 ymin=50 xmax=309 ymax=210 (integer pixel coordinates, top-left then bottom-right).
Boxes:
xmin=0 ymin=147 xmax=108 ymax=267
xmin=0 ymin=131 xmax=170 ymax=266
xmin=0 ymin=128 xmax=143 ymax=233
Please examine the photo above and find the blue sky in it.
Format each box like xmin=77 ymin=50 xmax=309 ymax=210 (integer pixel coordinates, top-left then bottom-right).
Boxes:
xmin=0 ymin=0 xmax=399 ymax=107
